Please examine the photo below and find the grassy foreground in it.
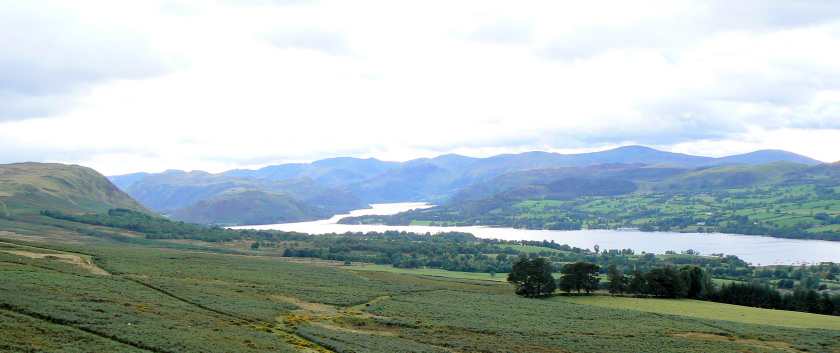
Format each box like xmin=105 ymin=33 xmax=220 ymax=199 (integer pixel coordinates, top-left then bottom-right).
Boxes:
xmin=348 ymin=264 xmax=508 ymax=282
xmin=555 ymin=295 xmax=840 ymax=330
xmin=2 ymin=215 xmax=840 ymax=352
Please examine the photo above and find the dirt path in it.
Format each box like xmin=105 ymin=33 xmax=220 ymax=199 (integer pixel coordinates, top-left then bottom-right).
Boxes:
xmin=669 ymin=332 xmax=804 ymax=353
xmin=0 ymin=200 xmax=9 ymax=217
xmin=1 ymin=250 xmax=111 ymax=276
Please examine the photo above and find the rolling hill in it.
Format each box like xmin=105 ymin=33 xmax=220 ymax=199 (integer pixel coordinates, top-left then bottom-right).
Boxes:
xmin=448 ymin=161 xmax=819 ymax=207
xmin=123 ymin=170 xmax=368 ymax=215
xmin=170 ymin=188 xmax=332 ymax=225
xmin=449 ymin=163 xmax=687 ymax=203
xmin=0 ymin=162 xmax=154 ymax=215
xmin=343 ymin=160 xmax=840 ymax=237
xmin=224 ymin=157 xmax=399 ymax=187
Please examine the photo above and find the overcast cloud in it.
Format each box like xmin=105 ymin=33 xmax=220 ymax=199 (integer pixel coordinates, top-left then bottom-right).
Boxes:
xmin=1 ymin=0 xmax=839 ymax=175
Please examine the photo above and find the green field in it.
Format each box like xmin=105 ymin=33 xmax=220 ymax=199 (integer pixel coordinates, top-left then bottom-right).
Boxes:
xmin=389 ymin=180 xmax=840 ymax=241
xmin=554 ymin=295 xmax=840 ymax=330
xmin=349 ymin=264 xmax=508 ymax=282
xmin=2 ymin=215 xmax=840 ymax=352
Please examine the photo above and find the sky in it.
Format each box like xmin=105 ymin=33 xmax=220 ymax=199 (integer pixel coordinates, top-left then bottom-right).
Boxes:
xmin=2 ymin=0 xmax=840 ymax=176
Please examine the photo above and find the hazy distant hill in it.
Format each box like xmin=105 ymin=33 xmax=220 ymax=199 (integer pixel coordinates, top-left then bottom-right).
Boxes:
xmin=443 ymin=161 xmax=824 ymax=214
xmin=170 ymin=188 xmax=331 ymax=225
xmin=124 ymin=171 xmax=367 ymax=215
xmin=108 ymin=169 xmax=183 ymax=189
xmin=108 ymin=172 xmax=150 ymax=189
xmin=221 ymin=146 xmax=821 ymax=203
xmin=653 ymin=161 xmax=812 ymax=191
xmin=449 ymin=164 xmax=689 ymax=203
xmin=0 ymin=162 xmax=154 ymax=215
xmin=225 ymin=157 xmax=400 ymax=187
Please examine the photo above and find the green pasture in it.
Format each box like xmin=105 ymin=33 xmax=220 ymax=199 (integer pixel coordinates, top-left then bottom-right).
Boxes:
xmin=554 ymin=295 xmax=840 ymax=330
xmin=348 ymin=264 xmax=508 ymax=282
xmin=495 ymin=243 xmax=568 ymax=254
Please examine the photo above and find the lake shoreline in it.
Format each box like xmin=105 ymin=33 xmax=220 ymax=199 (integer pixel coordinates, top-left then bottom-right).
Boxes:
xmin=234 ymin=203 xmax=840 ymax=265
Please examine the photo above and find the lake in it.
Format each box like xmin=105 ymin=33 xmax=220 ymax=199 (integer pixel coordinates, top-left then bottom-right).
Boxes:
xmin=234 ymin=203 xmax=840 ymax=266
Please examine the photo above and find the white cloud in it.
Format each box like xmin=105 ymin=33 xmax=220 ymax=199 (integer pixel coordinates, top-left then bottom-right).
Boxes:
xmin=0 ymin=1 xmax=177 ymax=121
xmin=453 ymin=17 xmax=534 ymax=45
xmin=257 ymin=28 xmax=352 ymax=56
xmin=1 ymin=0 xmax=839 ymax=175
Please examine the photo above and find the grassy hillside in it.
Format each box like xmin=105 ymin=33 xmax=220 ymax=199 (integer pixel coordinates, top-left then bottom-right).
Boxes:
xmin=170 ymin=188 xmax=332 ymax=226
xmin=1 ymin=215 xmax=838 ymax=352
xmin=0 ymin=162 xmax=154 ymax=216
xmin=555 ymin=295 xmax=840 ymax=330
xmin=654 ymin=161 xmax=809 ymax=191
xmin=345 ymin=162 xmax=840 ymax=240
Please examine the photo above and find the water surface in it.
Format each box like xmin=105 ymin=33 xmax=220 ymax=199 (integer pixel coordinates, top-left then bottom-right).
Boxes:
xmin=235 ymin=203 xmax=840 ymax=265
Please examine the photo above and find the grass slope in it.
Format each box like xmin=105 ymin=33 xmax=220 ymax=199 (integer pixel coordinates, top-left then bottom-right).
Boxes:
xmin=0 ymin=162 xmax=154 ymax=216
xmin=555 ymin=295 xmax=840 ymax=330
xmin=2 ymin=209 xmax=839 ymax=352
xmin=170 ymin=188 xmax=332 ymax=225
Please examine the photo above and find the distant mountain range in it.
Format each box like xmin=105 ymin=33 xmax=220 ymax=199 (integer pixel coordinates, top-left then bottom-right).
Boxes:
xmin=106 ymin=146 xmax=824 ymax=225
xmin=216 ymin=146 xmax=822 ymax=203
xmin=123 ymin=171 xmax=367 ymax=215
xmin=0 ymin=146 xmax=822 ymax=227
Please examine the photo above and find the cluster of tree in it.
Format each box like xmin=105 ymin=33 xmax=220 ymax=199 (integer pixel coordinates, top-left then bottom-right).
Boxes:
xmin=510 ymin=258 xmax=840 ymax=317
xmin=506 ymin=257 xmax=556 ymax=298
xmin=283 ymin=231 xmax=536 ymax=273
xmin=716 ymin=282 xmax=840 ymax=316
xmin=338 ymin=204 xmax=586 ymax=230
xmin=614 ymin=265 xmax=715 ymax=299
xmin=280 ymin=230 xmax=751 ymax=276
xmin=558 ymin=262 xmax=601 ymax=295
xmin=41 ymin=209 xmax=309 ymax=243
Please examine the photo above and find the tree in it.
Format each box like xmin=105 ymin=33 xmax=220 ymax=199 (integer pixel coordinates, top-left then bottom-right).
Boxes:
xmin=627 ymin=268 xmax=646 ymax=296
xmin=645 ymin=267 xmax=687 ymax=298
xmin=507 ymin=257 xmax=556 ymax=298
xmin=678 ymin=265 xmax=714 ymax=300
xmin=559 ymin=261 xmax=600 ymax=295
xmin=606 ymin=264 xmax=628 ymax=296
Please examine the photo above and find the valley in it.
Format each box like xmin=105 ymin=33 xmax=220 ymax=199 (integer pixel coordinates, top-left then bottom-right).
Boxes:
xmin=2 ymin=151 xmax=840 ymax=352
xmin=7 ymin=3 xmax=840 ymax=351
xmin=109 ymin=146 xmax=828 ymax=227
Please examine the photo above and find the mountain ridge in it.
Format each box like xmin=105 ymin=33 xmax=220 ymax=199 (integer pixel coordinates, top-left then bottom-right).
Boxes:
xmin=170 ymin=188 xmax=332 ymax=226
xmin=202 ymin=146 xmax=822 ymax=203
xmin=0 ymin=162 xmax=154 ymax=215
xmin=123 ymin=171 xmax=367 ymax=217
xmin=104 ymin=146 xmax=823 ymax=224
